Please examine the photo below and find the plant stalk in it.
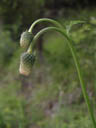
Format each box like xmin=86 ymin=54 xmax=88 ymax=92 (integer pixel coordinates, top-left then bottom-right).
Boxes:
xmin=28 ymin=26 xmax=96 ymax=128
xmin=28 ymin=18 xmax=63 ymax=33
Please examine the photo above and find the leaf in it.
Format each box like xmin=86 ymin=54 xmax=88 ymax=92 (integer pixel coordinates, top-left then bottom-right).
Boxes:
xmin=66 ymin=20 xmax=86 ymax=34
xmin=70 ymin=20 xmax=86 ymax=26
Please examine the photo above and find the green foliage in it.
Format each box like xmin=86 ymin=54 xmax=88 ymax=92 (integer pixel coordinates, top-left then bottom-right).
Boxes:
xmin=0 ymin=0 xmax=45 ymax=26
xmin=0 ymin=84 xmax=27 ymax=128
xmin=0 ymin=30 xmax=17 ymax=67
xmin=43 ymin=32 xmax=73 ymax=82
xmin=0 ymin=5 xmax=96 ymax=128
xmin=43 ymin=16 xmax=96 ymax=85
xmin=36 ymin=105 xmax=93 ymax=128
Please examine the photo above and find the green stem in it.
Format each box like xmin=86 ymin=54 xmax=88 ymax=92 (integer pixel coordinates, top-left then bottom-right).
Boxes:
xmin=28 ymin=18 xmax=63 ymax=33
xmin=28 ymin=26 xmax=96 ymax=128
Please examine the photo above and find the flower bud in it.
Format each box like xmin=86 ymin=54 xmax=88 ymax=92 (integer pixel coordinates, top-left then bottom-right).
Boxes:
xmin=20 ymin=31 xmax=33 ymax=48
xmin=19 ymin=52 xmax=36 ymax=76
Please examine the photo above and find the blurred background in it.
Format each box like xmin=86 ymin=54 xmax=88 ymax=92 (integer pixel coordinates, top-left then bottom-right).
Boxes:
xmin=0 ymin=0 xmax=96 ymax=128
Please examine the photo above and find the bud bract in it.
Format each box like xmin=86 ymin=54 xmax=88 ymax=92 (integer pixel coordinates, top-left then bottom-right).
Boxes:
xmin=19 ymin=52 xmax=36 ymax=76
xmin=20 ymin=31 xmax=33 ymax=48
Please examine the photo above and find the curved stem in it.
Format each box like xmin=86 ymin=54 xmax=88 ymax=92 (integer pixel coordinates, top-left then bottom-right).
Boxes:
xmin=28 ymin=18 xmax=63 ymax=33
xmin=28 ymin=26 xmax=96 ymax=128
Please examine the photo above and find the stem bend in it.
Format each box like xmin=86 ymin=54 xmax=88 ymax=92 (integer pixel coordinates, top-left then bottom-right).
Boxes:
xmin=28 ymin=18 xmax=63 ymax=33
xmin=28 ymin=26 xmax=96 ymax=128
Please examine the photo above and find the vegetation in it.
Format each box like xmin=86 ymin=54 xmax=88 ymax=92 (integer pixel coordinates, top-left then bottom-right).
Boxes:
xmin=0 ymin=0 xmax=96 ymax=128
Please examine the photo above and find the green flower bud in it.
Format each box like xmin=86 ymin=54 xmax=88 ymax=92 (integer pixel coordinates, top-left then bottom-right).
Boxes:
xmin=20 ymin=31 xmax=33 ymax=48
xmin=19 ymin=52 xmax=36 ymax=76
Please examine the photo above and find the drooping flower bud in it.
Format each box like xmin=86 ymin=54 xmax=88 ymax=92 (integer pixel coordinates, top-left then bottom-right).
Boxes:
xmin=20 ymin=31 xmax=33 ymax=49
xmin=19 ymin=52 xmax=36 ymax=76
